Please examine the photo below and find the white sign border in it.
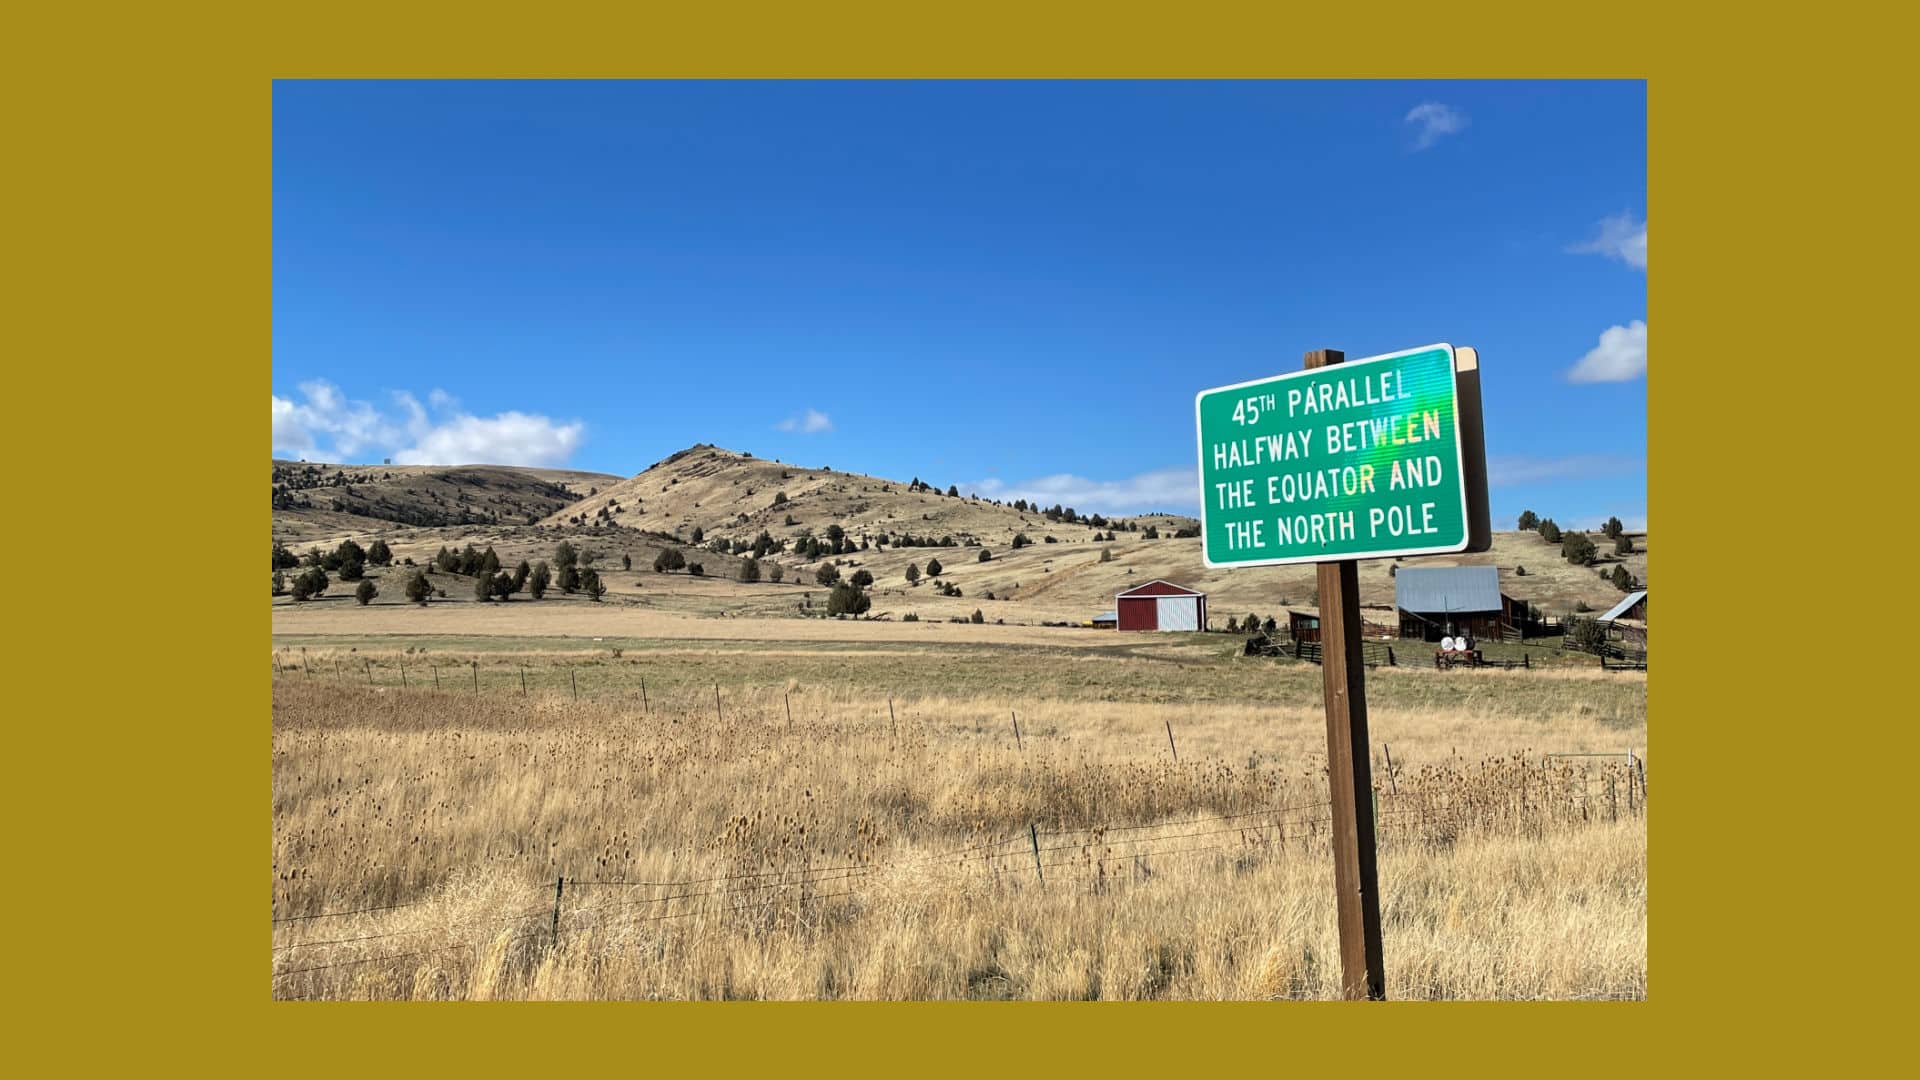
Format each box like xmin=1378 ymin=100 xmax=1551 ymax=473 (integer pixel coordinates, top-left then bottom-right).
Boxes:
xmin=1193 ymin=343 xmax=1472 ymax=569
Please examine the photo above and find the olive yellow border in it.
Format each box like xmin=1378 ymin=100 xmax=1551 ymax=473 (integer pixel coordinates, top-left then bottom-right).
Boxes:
xmin=15 ymin=0 xmax=1886 ymax=1073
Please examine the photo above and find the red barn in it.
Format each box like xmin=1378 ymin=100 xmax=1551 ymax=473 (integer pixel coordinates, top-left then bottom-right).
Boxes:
xmin=1115 ymin=580 xmax=1208 ymax=632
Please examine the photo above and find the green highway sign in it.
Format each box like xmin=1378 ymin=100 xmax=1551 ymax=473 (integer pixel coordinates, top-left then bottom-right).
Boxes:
xmin=1195 ymin=343 xmax=1480 ymax=568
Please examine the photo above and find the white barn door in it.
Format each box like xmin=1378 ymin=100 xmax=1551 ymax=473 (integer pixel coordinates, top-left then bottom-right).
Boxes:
xmin=1156 ymin=596 xmax=1199 ymax=631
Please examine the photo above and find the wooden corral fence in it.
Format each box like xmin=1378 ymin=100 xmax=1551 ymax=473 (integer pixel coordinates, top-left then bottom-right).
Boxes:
xmin=1434 ymin=650 xmax=1531 ymax=671
xmin=1245 ymin=634 xmax=1396 ymax=669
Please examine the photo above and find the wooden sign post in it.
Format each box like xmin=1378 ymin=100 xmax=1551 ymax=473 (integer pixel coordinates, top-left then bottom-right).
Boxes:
xmin=1306 ymin=346 xmax=1387 ymax=1001
xmin=1195 ymin=342 xmax=1491 ymax=1001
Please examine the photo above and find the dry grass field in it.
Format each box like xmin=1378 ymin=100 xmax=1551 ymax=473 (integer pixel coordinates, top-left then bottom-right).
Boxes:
xmin=271 ymin=640 xmax=1646 ymax=1001
xmin=270 ymin=446 xmax=1648 ymax=1001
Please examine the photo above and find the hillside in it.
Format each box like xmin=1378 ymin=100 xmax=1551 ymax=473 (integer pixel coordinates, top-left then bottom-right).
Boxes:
xmin=540 ymin=444 xmax=1170 ymax=546
xmin=271 ymin=445 xmax=1644 ymax=627
xmin=271 ymin=460 xmax=622 ymax=544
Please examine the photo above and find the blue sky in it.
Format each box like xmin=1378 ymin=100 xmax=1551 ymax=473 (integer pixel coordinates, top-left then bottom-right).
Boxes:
xmin=273 ymin=80 xmax=1646 ymax=530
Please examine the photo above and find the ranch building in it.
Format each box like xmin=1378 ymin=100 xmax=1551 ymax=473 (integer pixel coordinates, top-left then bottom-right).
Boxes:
xmin=1596 ymin=590 xmax=1648 ymax=646
xmin=1394 ymin=565 xmax=1527 ymax=642
xmin=1115 ymin=580 xmax=1208 ymax=632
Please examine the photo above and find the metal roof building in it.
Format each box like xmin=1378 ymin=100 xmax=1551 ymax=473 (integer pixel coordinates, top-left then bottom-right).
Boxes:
xmin=1394 ymin=566 xmax=1503 ymax=614
xmin=1115 ymin=580 xmax=1207 ymax=632
xmin=1596 ymin=590 xmax=1648 ymax=624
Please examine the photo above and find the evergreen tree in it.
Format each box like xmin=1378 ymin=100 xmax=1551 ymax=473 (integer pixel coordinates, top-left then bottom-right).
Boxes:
xmin=1538 ymin=519 xmax=1562 ymax=544
xmin=1609 ymin=564 xmax=1636 ymax=592
xmin=978 ymin=549 xmax=992 ymax=562
xmin=906 ymin=563 xmax=921 ymax=586
xmin=1562 ymin=531 xmax=1598 ymax=565
xmin=366 ymin=539 xmax=392 ymax=566
xmin=554 ymin=541 xmax=577 ymax=571
xmin=1011 ymin=533 xmax=1031 ymax=549
xmin=1615 ymin=533 xmax=1635 ymax=555
xmin=405 ymin=569 xmax=433 ymax=605
xmin=272 ymin=570 xmax=286 ymax=596
xmin=687 ymin=563 xmax=705 ymax=577
xmin=768 ymin=562 xmax=785 ymax=583
xmin=925 ymin=557 xmax=943 ymax=576
xmin=473 ymin=574 xmax=494 ymax=602
xmin=1099 ymin=547 xmax=1112 ymax=563
xmin=356 ymin=579 xmax=378 ymax=605
xmin=492 ymin=571 xmax=515 ymax=601
xmin=1225 ymin=616 xmax=1240 ymax=633
xmin=739 ymin=557 xmax=761 ymax=583
xmin=338 ymin=556 xmax=365 ymax=582
xmin=815 ymin=563 xmax=841 ymax=586
xmin=622 ymin=553 xmax=632 ymax=571
xmin=1603 ymin=516 xmax=1624 ymax=539
xmin=690 ymin=526 xmax=704 ymax=544
xmin=827 ymin=582 xmax=871 ymax=616
xmin=947 ymin=484 xmax=959 ymax=497
xmin=1517 ymin=510 xmax=1539 ymax=531
xmin=970 ymin=608 xmax=984 ymax=624
xmin=559 ymin=564 xmax=581 ymax=593
xmin=529 ymin=562 xmax=551 ymax=599
xmin=850 ymin=568 xmax=873 ymax=588
xmin=434 ymin=546 xmax=457 ymax=573
xmin=513 ymin=560 xmax=531 ymax=590
xmin=582 ymin=568 xmax=606 ymax=601
xmin=272 ymin=541 xmax=299 ymax=569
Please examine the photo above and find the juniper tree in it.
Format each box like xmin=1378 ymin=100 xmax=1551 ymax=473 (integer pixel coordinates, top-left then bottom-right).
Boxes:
xmin=850 ymin=569 xmax=873 ymax=589
xmin=405 ymin=569 xmax=433 ymax=605
xmin=906 ymin=563 xmax=921 ymax=586
xmin=528 ymin=561 xmax=551 ymax=599
xmin=1517 ymin=510 xmax=1539 ymax=531
xmin=356 ymin=579 xmax=378 ymax=605
xmin=559 ymin=564 xmax=581 ymax=593
xmin=925 ymin=558 xmax=943 ymax=577
xmin=739 ymin=557 xmax=761 ymax=583
xmin=554 ymin=540 xmax=577 ymax=570
xmin=582 ymin=568 xmax=606 ymax=601
xmin=367 ymin=539 xmax=392 ymax=566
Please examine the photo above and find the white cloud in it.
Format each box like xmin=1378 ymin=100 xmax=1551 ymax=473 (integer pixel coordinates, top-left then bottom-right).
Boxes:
xmin=394 ymin=412 xmax=584 ymax=467
xmin=776 ymin=408 xmax=834 ymax=434
xmin=1571 ymin=212 xmax=1647 ymax=270
xmin=1404 ymin=102 xmax=1469 ymax=150
xmin=1488 ymin=454 xmax=1643 ymax=487
xmin=968 ymin=467 xmax=1198 ymax=516
xmin=270 ymin=380 xmax=584 ymax=466
xmin=1567 ymin=320 xmax=1648 ymax=383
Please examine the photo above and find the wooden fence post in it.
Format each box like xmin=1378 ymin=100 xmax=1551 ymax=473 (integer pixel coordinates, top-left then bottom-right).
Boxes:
xmin=784 ymin=691 xmax=792 ymax=730
xmin=521 ymin=667 xmax=528 ymax=696
xmin=432 ymin=665 xmax=440 ymax=690
xmin=571 ymin=668 xmax=578 ymax=701
xmin=471 ymin=661 xmax=478 ymax=693
xmin=1166 ymin=720 xmax=1178 ymax=763
xmin=1383 ymin=744 xmax=1398 ymax=795
xmin=889 ymin=697 xmax=897 ymax=738
xmin=550 ymin=875 xmax=566 ymax=949
xmin=400 ymin=661 xmax=408 ymax=688
xmin=1029 ymin=823 xmax=1044 ymax=886
xmin=1011 ymin=711 xmax=1023 ymax=751
xmin=641 ymin=676 xmax=648 ymax=714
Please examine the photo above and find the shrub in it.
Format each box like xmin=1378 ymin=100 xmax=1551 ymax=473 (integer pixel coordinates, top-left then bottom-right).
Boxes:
xmin=1099 ymin=547 xmax=1112 ymax=563
xmin=295 ymin=567 xmax=328 ymax=600
xmin=355 ymin=579 xmax=378 ymax=605
xmin=1615 ymin=533 xmax=1635 ymax=555
xmin=905 ymin=563 xmax=921 ymax=585
xmin=769 ymin=562 xmax=785 ymax=583
xmin=622 ymin=553 xmax=632 ymax=571
xmin=1603 ymin=516 xmax=1624 ymax=539
xmin=1537 ymin=519 xmax=1562 ymax=544
xmin=1225 ymin=616 xmax=1239 ymax=633
xmin=1609 ymin=564 xmax=1637 ymax=592
xmin=1562 ymin=531 xmax=1598 ymax=565
xmin=773 ymin=491 xmax=787 ymax=505
xmin=784 ymin=514 xmax=799 ymax=527
xmin=978 ymin=549 xmax=992 ymax=562
xmin=1567 ymin=614 xmax=1606 ymax=650
xmin=653 ymin=548 xmax=686 ymax=573
xmin=925 ymin=558 xmax=943 ymax=576
xmin=1011 ymin=534 xmax=1031 ymax=549
xmin=970 ymin=608 xmax=984 ymax=624
xmin=338 ymin=557 xmax=365 ymax=582
xmin=1514 ymin=565 xmax=1527 ymax=576
xmin=903 ymin=612 xmax=919 ymax=622
xmin=1262 ymin=616 xmax=1278 ymax=633
xmin=815 ymin=563 xmax=841 ymax=586
xmin=826 ymin=582 xmax=870 ymax=616
xmin=1143 ymin=525 xmax=1160 ymax=539
xmin=405 ymin=569 xmax=433 ymax=605
xmin=690 ymin=526 xmax=704 ymax=544
xmin=688 ymin=563 xmax=704 ymax=577
xmin=529 ymin=562 xmax=551 ymax=599
xmin=272 ymin=541 xmax=299 ymax=569
xmin=1574 ymin=600 xmax=1594 ymax=613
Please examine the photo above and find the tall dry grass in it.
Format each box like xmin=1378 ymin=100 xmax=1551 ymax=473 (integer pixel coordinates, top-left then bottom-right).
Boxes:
xmin=272 ymin=678 xmax=1645 ymax=1000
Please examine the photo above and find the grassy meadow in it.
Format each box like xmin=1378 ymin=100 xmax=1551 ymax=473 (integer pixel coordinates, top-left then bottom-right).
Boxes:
xmin=271 ymin=637 xmax=1646 ymax=1000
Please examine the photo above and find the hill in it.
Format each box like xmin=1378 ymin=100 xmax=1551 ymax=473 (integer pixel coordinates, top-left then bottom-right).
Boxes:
xmin=271 ymin=460 xmax=622 ymax=544
xmin=540 ymin=444 xmax=1169 ymax=545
